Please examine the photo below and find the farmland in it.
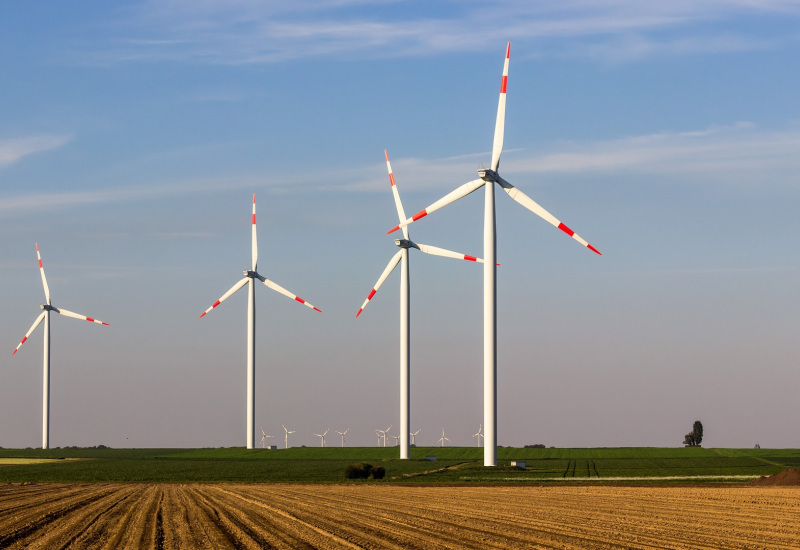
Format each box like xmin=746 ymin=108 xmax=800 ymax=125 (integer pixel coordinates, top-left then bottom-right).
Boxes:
xmin=2 ymin=446 xmax=800 ymax=483
xmin=1 ymin=483 xmax=799 ymax=549
xmin=3 ymin=448 xmax=800 ymax=548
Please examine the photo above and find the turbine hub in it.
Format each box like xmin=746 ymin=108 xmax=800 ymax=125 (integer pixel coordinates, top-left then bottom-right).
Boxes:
xmin=244 ymin=270 xmax=257 ymax=278
xmin=478 ymin=168 xmax=499 ymax=182
xmin=41 ymin=304 xmax=56 ymax=311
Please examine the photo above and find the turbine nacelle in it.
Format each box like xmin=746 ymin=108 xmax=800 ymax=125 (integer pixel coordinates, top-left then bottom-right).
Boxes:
xmin=478 ymin=168 xmax=499 ymax=182
xmin=244 ymin=270 xmax=258 ymax=279
xmin=394 ymin=239 xmax=420 ymax=251
xmin=40 ymin=304 xmax=56 ymax=312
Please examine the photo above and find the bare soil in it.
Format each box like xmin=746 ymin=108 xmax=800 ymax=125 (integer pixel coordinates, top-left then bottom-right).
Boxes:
xmin=751 ymin=468 xmax=800 ymax=486
xmin=1 ymin=483 xmax=799 ymax=549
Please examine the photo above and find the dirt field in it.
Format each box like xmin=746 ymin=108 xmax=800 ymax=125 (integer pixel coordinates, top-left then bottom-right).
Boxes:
xmin=1 ymin=483 xmax=799 ymax=549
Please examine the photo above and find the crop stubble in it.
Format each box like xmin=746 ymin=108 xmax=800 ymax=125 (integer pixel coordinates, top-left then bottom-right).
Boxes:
xmin=1 ymin=483 xmax=798 ymax=549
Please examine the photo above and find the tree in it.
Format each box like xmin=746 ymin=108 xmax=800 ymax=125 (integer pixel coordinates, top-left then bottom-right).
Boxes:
xmin=683 ymin=420 xmax=703 ymax=447
xmin=692 ymin=420 xmax=703 ymax=446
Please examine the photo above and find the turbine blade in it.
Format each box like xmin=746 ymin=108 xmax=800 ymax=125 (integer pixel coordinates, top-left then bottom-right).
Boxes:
xmin=385 ymin=150 xmax=409 ymax=240
xmin=497 ymin=176 xmax=602 ymax=255
xmin=56 ymin=308 xmax=109 ymax=325
xmin=200 ymin=277 xmax=249 ymax=318
xmin=261 ymin=278 xmax=322 ymax=312
xmin=36 ymin=244 xmax=51 ymax=305
xmin=12 ymin=311 xmax=46 ymax=355
xmin=491 ymin=42 xmax=510 ymax=172
xmin=416 ymin=243 xmax=485 ymax=263
xmin=388 ymin=179 xmax=485 ymax=234
xmin=355 ymin=250 xmax=402 ymax=318
xmin=251 ymin=194 xmax=258 ymax=272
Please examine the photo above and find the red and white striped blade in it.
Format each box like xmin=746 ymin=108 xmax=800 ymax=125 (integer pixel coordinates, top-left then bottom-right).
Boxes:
xmin=12 ymin=311 xmax=46 ymax=356
xmin=251 ymin=194 xmax=258 ymax=272
xmin=36 ymin=243 xmax=51 ymax=305
xmin=200 ymin=277 xmax=249 ymax=318
xmin=261 ymin=278 xmax=322 ymax=312
xmin=491 ymin=42 xmax=510 ymax=172
xmin=388 ymin=178 xmax=485 ymax=234
xmin=416 ymin=243 xmax=485 ymax=264
xmin=356 ymin=250 xmax=402 ymax=318
xmin=385 ymin=150 xmax=409 ymax=240
xmin=497 ymin=176 xmax=601 ymax=255
xmin=56 ymin=308 xmax=110 ymax=325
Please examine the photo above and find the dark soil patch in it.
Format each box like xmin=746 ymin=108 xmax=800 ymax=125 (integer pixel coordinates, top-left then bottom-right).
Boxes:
xmin=750 ymin=468 xmax=800 ymax=486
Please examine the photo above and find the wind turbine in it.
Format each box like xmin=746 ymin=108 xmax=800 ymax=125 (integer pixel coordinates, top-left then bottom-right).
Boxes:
xmin=358 ymin=150 xmax=484 ymax=460
xmin=313 ymin=428 xmax=329 ymax=447
xmin=473 ymin=424 xmax=484 ymax=447
xmin=12 ymin=244 xmax=109 ymax=449
xmin=410 ymin=429 xmax=421 ymax=446
xmin=200 ymin=194 xmax=322 ymax=449
xmin=389 ymin=43 xmax=601 ymax=466
xmin=390 ymin=433 xmax=401 ymax=446
xmin=336 ymin=428 xmax=349 ymax=447
xmin=260 ymin=428 xmax=274 ymax=448
xmin=438 ymin=428 xmax=451 ymax=448
xmin=282 ymin=424 xmax=295 ymax=449
xmin=375 ymin=424 xmax=392 ymax=448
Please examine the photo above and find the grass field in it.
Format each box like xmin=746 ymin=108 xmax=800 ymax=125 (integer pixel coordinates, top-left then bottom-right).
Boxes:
xmin=1 ymin=446 xmax=798 ymax=483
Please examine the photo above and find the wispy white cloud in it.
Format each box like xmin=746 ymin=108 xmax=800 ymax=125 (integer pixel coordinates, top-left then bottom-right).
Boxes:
xmin=83 ymin=0 xmax=800 ymax=65
xmin=342 ymin=123 xmax=800 ymax=192
xmin=507 ymin=123 xmax=800 ymax=184
xmin=2 ymin=123 xmax=797 ymax=217
xmin=0 ymin=135 xmax=74 ymax=168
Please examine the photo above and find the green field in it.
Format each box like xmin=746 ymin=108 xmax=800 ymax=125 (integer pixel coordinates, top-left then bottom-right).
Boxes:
xmin=0 ymin=446 xmax=797 ymax=483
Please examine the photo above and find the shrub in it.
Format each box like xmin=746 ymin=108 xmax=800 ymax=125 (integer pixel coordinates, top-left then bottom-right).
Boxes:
xmin=370 ymin=466 xmax=386 ymax=480
xmin=344 ymin=462 xmax=373 ymax=479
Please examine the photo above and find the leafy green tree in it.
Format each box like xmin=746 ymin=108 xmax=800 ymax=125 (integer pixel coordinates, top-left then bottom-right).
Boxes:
xmin=692 ymin=420 xmax=703 ymax=446
xmin=683 ymin=420 xmax=704 ymax=446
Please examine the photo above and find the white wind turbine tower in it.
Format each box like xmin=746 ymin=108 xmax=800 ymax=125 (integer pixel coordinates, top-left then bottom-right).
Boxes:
xmin=313 ymin=428 xmax=329 ymax=447
xmin=282 ymin=424 xmax=296 ymax=449
xmin=473 ymin=424 xmax=484 ymax=447
xmin=410 ymin=429 xmax=421 ymax=446
xmin=389 ymin=43 xmax=601 ymax=466
xmin=260 ymin=428 xmax=274 ymax=448
xmin=438 ymin=428 xmax=451 ymax=448
xmin=336 ymin=428 xmax=349 ymax=447
xmin=12 ymin=244 xmax=109 ymax=450
xmin=358 ymin=150 xmax=484 ymax=460
xmin=200 ymin=195 xmax=322 ymax=449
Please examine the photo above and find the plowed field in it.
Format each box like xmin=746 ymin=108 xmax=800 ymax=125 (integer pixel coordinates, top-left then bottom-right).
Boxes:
xmin=1 ymin=483 xmax=799 ymax=549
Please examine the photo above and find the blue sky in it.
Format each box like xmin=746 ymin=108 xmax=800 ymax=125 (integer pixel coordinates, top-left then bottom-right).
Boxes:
xmin=1 ymin=1 xmax=799 ymax=449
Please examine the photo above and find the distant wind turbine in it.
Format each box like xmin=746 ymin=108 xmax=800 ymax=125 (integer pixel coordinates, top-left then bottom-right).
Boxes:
xmin=282 ymin=424 xmax=296 ymax=449
xmin=260 ymin=428 xmax=274 ymax=449
xmin=200 ymin=195 xmax=322 ymax=449
xmin=410 ymin=429 xmax=421 ymax=446
xmin=473 ymin=424 xmax=484 ymax=447
xmin=388 ymin=43 xmax=601 ymax=466
xmin=12 ymin=244 xmax=109 ymax=449
xmin=336 ymin=428 xmax=349 ymax=447
xmin=375 ymin=424 xmax=392 ymax=448
xmin=390 ymin=433 xmax=401 ymax=446
xmin=313 ymin=428 xmax=329 ymax=447
xmin=358 ymin=150 xmax=483 ymax=460
xmin=438 ymin=428 xmax=451 ymax=448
